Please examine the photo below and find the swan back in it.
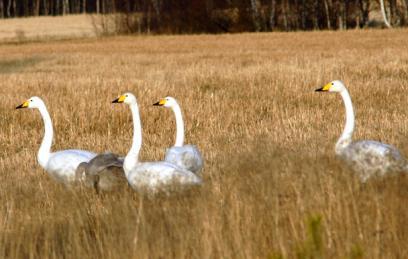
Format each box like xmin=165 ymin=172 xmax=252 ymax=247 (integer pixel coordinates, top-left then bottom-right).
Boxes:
xmin=126 ymin=161 xmax=202 ymax=193
xmin=76 ymin=152 xmax=127 ymax=192
xmin=338 ymin=140 xmax=408 ymax=182
xmin=165 ymin=145 xmax=203 ymax=174
xmin=46 ymin=149 xmax=96 ymax=183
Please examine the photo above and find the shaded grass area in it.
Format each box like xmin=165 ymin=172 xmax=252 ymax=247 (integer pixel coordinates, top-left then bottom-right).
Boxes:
xmin=0 ymin=56 xmax=45 ymax=74
xmin=1 ymin=142 xmax=406 ymax=258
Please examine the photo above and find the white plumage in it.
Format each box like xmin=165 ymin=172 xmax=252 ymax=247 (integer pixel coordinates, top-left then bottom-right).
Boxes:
xmin=316 ymin=80 xmax=408 ymax=182
xmin=153 ymin=96 xmax=203 ymax=174
xmin=16 ymin=97 xmax=96 ymax=184
xmin=112 ymin=93 xmax=202 ymax=193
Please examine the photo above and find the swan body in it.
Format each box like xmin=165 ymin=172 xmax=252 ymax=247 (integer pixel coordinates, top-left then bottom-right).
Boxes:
xmin=165 ymin=145 xmax=203 ymax=174
xmin=112 ymin=93 xmax=202 ymax=193
xmin=76 ymin=152 xmax=127 ymax=192
xmin=153 ymin=97 xmax=203 ymax=174
xmin=125 ymin=161 xmax=202 ymax=192
xmin=16 ymin=97 xmax=96 ymax=184
xmin=316 ymin=80 xmax=408 ymax=182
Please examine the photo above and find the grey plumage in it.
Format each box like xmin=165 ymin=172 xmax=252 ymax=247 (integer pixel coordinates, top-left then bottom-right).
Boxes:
xmin=165 ymin=145 xmax=203 ymax=175
xmin=338 ymin=140 xmax=408 ymax=182
xmin=76 ymin=152 xmax=127 ymax=192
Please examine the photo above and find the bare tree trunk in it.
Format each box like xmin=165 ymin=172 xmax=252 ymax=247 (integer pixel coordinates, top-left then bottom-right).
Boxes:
xmin=358 ymin=0 xmax=369 ymax=27
xmin=152 ymin=0 xmax=161 ymax=26
xmin=34 ymin=0 xmax=40 ymax=16
xmin=111 ymin=0 xmax=116 ymax=12
xmin=312 ymin=1 xmax=319 ymax=29
xmin=380 ymin=0 xmax=392 ymax=27
xmin=389 ymin=0 xmax=397 ymax=25
xmin=337 ymin=1 xmax=345 ymax=30
xmin=403 ymin=0 xmax=408 ymax=25
xmin=12 ymin=0 xmax=16 ymax=16
xmin=82 ymin=0 xmax=86 ymax=13
xmin=55 ymin=0 xmax=60 ymax=15
xmin=300 ymin=0 xmax=306 ymax=29
xmin=63 ymin=0 xmax=69 ymax=15
xmin=282 ymin=0 xmax=288 ymax=31
xmin=0 ymin=0 xmax=3 ymax=18
xmin=6 ymin=0 xmax=11 ymax=17
xmin=269 ymin=0 xmax=276 ymax=30
xmin=42 ymin=0 xmax=48 ymax=15
xmin=324 ymin=0 xmax=331 ymax=29
xmin=147 ymin=5 xmax=151 ymax=34
xmin=405 ymin=0 xmax=408 ymax=19
xmin=250 ymin=0 xmax=261 ymax=31
xmin=96 ymin=0 xmax=100 ymax=14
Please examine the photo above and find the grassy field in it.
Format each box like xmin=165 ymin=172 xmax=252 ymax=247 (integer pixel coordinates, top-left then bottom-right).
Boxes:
xmin=0 ymin=28 xmax=407 ymax=258
xmin=0 ymin=15 xmax=98 ymax=43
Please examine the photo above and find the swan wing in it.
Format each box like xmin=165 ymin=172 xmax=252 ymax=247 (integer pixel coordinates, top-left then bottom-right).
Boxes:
xmin=127 ymin=161 xmax=202 ymax=191
xmin=165 ymin=145 xmax=203 ymax=174
xmin=341 ymin=140 xmax=407 ymax=181
xmin=86 ymin=152 xmax=124 ymax=175
xmin=46 ymin=150 xmax=96 ymax=183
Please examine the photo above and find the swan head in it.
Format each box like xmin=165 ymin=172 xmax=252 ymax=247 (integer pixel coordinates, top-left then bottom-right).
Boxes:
xmin=112 ymin=92 xmax=137 ymax=105
xmin=315 ymin=80 xmax=346 ymax=93
xmin=153 ymin=96 xmax=177 ymax=108
xmin=16 ymin=96 xmax=45 ymax=109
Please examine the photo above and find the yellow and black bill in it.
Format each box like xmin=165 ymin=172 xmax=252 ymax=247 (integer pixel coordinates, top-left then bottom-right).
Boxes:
xmin=315 ymin=82 xmax=331 ymax=92
xmin=112 ymin=95 xmax=126 ymax=103
xmin=16 ymin=100 xmax=29 ymax=109
xmin=153 ymin=99 xmax=166 ymax=106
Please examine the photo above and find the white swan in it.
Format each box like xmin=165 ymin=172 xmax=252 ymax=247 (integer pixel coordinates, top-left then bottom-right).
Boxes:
xmin=16 ymin=97 xmax=96 ymax=184
xmin=316 ymin=80 xmax=408 ymax=181
xmin=153 ymin=97 xmax=203 ymax=174
xmin=112 ymin=93 xmax=202 ymax=193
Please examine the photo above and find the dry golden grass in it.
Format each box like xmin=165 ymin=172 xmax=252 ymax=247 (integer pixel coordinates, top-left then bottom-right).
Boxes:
xmin=0 ymin=29 xmax=407 ymax=258
xmin=0 ymin=15 xmax=96 ymax=43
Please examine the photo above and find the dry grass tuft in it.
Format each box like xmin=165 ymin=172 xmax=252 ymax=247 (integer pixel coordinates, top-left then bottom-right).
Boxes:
xmin=0 ymin=29 xmax=407 ymax=258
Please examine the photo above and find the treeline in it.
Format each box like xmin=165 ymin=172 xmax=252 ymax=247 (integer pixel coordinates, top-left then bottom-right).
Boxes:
xmin=1 ymin=0 xmax=408 ymax=33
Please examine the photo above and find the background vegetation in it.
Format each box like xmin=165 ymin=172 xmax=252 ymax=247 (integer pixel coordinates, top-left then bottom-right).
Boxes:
xmin=1 ymin=0 xmax=408 ymax=32
xmin=0 ymin=29 xmax=407 ymax=258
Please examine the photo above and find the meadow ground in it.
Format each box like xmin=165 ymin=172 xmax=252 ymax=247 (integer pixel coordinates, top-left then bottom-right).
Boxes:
xmin=0 ymin=27 xmax=407 ymax=258
xmin=0 ymin=15 xmax=97 ymax=43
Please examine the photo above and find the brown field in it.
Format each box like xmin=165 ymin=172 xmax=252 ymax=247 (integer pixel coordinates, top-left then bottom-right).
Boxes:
xmin=0 ymin=15 xmax=99 ymax=43
xmin=0 ymin=28 xmax=408 ymax=258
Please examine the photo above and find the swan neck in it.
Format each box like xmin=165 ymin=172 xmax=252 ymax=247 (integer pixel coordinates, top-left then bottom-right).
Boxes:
xmin=124 ymin=102 xmax=142 ymax=175
xmin=37 ymin=105 xmax=53 ymax=168
xmin=172 ymin=103 xmax=184 ymax=147
xmin=335 ymin=89 xmax=354 ymax=153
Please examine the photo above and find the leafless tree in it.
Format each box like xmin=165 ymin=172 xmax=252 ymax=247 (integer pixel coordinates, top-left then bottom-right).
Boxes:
xmin=380 ymin=0 xmax=392 ymax=27
xmin=269 ymin=0 xmax=276 ymax=30
xmin=0 ymin=0 xmax=3 ymax=18
xmin=324 ymin=0 xmax=332 ymax=29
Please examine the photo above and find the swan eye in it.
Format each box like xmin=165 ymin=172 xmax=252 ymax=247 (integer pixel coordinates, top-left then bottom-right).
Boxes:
xmin=125 ymin=95 xmax=128 ymax=97
xmin=331 ymin=83 xmax=334 ymax=85
xmin=30 ymin=100 xmax=33 ymax=102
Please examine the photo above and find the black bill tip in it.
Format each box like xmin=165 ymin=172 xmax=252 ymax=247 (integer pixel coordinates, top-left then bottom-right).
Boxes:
xmin=112 ymin=98 xmax=119 ymax=103
xmin=16 ymin=104 xmax=24 ymax=109
xmin=153 ymin=101 xmax=160 ymax=106
xmin=315 ymin=87 xmax=324 ymax=92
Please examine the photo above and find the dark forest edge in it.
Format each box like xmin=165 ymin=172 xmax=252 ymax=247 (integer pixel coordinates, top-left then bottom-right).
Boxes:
xmin=0 ymin=0 xmax=407 ymax=33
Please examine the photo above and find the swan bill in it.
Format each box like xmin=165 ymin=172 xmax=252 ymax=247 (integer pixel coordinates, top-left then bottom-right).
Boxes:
xmin=315 ymin=82 xmax=332 ymax=92
xmin=16 ymin=100 xmax=29 ymax=109
xmin=112 ymin=95 xmax=126 ymax=103
xmin=153 ymin=99 xmax=166 ymax=106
